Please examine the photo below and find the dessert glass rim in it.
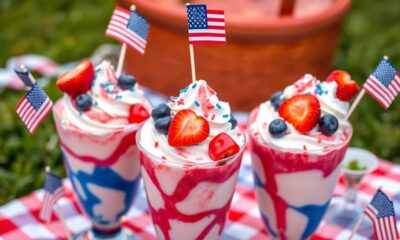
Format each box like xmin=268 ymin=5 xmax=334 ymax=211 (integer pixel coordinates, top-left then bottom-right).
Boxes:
xmin=52 ymin=99 xmax=147 ymax=135
xmin=136 ymin=121 xmax=247 ymax=168
xmin=248 ymin=107 xmax=353 ymax=155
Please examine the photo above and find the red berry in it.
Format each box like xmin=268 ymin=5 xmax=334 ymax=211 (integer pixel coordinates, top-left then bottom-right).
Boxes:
xmin=209 ymin=133 xmax=240 ymax=161
xmin=56 ymin=60 xmax=94 ymax=98
xmin=168 ymin=110 xmax=210 ymax=147
xmin=128 ymin=104 xmax=150 ymax=124
xmin=278 ymin=94 xmax=321 ymax=134
xmin=326 ymin=70 xmax=360 ymax=101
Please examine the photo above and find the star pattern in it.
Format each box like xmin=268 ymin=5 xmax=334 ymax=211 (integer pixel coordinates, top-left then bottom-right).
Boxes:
xmin=187 ymin=5 xmax=208 ymax=30
xmin=373 ymin=59 xmax=399 ymax=88
xmin=127 ymin=11 xmax=149 ymax=40
xmin=26 ymin=83 xmax=47 ymax=110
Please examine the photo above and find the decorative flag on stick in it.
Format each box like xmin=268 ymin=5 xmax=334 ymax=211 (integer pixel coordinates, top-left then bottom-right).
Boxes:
xmin=345 ymin=56 xmax=400 ymax=120
xmin=364 ymin=190 xmax=399 ymax=240
xmin=14 ymin=66 xmax=53 ymax=134
xmin=364 ymin=57 xmax=400 ymax=109
xmin=39 ymin=171 xmax=65 ymax=222
xmin=105 ymin=6 xmax=149 ymax=77
xmin=349 ymin=189 xmax=399 ymax=240
xmin=186 ymin=4 xmax=226 ymax=83
xmin=187 ymin=4 xmax=226 ymax=44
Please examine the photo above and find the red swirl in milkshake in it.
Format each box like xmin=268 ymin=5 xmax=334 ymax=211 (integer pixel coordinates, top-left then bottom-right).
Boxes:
xmin=137 ymin=80 xmax=246 ymax=240
xmin=249 ymin=71 xmax=358 ymax=239
xmin=53 ymin=60 xmax=151 ymax=237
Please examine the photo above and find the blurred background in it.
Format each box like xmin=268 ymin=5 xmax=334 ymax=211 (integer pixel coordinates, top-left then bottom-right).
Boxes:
xmin=0 ymin=0 xmax=399 ymax=205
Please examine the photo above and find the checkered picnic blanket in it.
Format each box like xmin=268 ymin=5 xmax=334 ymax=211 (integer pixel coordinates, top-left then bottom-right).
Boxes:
xmin=1 ymin=128 xmax=400 ymax=240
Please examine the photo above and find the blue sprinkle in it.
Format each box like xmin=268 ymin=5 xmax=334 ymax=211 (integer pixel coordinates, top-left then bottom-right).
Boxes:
xmin=223 ymin=114 xmax=229 ymax=118
xmin=192 ymin=83 xmax=197 ymax=89
xmin=171 ymin=96 xmax=178 ymax=100
xmin=216 ymin=103 xmax=222 ymax=109
xmin=115 ymin=95 xmax=122 ymax=100
xmin=79 ymin=111 xmax=83 ymax=116
xmin=180 ymin=86 xmax=189 ymax=93
xmin=195 ymin=101 xmax=200 ymax=107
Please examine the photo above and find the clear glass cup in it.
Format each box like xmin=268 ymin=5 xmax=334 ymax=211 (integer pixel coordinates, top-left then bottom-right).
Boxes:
xmin=53 ymin=99 xmax=151 ymax=240
xmin=136 ymin=124 xmax=246 ymax=240
xmin=248 ymin=107 xmax=353 ymax=239
xmin=324 ymin=147 xmax=379 ymax=235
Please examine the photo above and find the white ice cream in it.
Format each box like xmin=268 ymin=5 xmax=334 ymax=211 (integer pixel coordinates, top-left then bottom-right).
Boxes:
xmin=251 ymin=74 xmax=352 ymax=152
xmin=139 ymin=80 xmax=246 ymax=165
xmin=60 ymin=61 xmax=150 ymax=134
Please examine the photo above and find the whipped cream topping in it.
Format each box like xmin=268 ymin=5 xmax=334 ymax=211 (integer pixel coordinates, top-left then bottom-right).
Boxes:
xmin=251 ymin=74 xmax=352 ymax=153
xmin=58 ymin=61 xmax=150 ymax=134
xmin=139 ymin=80 xmax=246 ymax=165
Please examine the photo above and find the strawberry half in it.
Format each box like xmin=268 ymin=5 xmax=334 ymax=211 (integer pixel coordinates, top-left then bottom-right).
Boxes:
xmin=278 ymin=94 xmax=321 ymax=134
xmin=56 ymin=60 xmax=94 ymax=98
xmin=209 ymin=133 xmax=240 ymax=161
xmin=128 ymin=104 xmax=150 ymax=124
xmin=326 ymin=70 xmax=360 ymax=101
xmin=168 ymin=110 xmax=210 ymax=147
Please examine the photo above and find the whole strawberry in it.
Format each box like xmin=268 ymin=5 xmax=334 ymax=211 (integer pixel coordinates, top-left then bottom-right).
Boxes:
xmin=326 ymin=70 xmax=360 ymax=101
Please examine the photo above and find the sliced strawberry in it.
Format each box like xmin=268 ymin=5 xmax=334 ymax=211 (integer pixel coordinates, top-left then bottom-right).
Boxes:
xmin=128 ymin=104 xmax=150 ymax=124
xmin=209 ymin=133 xmax=240 ymax=161
xmin=326 ymin=70 xmax=360 ymax=101
xmin=56 ymin=60 xmax=94 ymax=98
xmin=168 ymin=110 xmax=210 ymax=147
xmin=278 ymin=94 xmax=321 ymax=133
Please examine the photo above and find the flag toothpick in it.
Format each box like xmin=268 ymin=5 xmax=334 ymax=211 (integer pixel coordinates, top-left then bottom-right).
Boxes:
xmin=105 ymin=5 xmax=149 ymax=77
xmin=186 ymin=3 xmax=226 ymax=84
xmin=345 ymin=56 xmax=400 ymax=120
xmin=40 ymin=167 xmax=70 ymax=239
xmin=348 ymin=187 xmax=399 ymax=240
xmin=14 ymin=66 xmax=53 ymax=134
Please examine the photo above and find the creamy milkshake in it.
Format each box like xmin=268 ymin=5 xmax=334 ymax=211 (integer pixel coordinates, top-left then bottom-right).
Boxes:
xmin=249 ymin=72 xmax=358 ymax=239
xmin=137 ymin=80 xmax=246 ymax=240
xmin=53 ymin=60 xmax=151 ymax=238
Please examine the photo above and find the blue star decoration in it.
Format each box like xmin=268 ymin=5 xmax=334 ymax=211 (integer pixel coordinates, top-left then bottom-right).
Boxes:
xmin=187 ymin=5 xmax=208 ymax=30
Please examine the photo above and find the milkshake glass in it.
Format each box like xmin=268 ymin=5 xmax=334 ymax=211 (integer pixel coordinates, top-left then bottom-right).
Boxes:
xmin=137 ymin=80 xmax=246 ymax=240
xmin=53 ymin=61 xmax=151 ymax=239
xmin=249 ymin=73 xmax=355 ymax=239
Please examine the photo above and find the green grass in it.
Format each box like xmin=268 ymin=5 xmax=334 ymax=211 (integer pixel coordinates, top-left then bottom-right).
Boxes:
xmin=0 ymin=0 xmax=399 ymax=205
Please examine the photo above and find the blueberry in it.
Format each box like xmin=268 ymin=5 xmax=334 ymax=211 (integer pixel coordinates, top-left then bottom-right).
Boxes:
xmin=155 ymin=116 xmax=172 ymax=135
xmin=151 ymin=103 xmax=171 ymax=120
xmin=118 ymin=74 xmax=136 ymax=89
xmin=272 ymin=97 xmax=285 ymax=111
xmin=229 ymin=114 xmax=237 ymax=129
xmin=270 ymin=91 xmax=282 ymax=104
xmin=75 ymin=93 xmax=92 ymax=112
xmin=268 ymin=119 xmax=287 ymax=138
xmin=319 ymin=114 xmax=339 ymax=136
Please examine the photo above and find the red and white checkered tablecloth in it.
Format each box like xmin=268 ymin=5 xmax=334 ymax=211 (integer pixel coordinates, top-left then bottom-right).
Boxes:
xmin=1 ymin=147 xmax=400 ymax=240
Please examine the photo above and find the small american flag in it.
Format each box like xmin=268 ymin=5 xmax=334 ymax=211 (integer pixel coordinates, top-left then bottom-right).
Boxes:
xmin=39 ymin=173 xmax=65 ymax=223
xmin=105 ymin=7 xmax=149 ymax=55
xmin=364 ymin=189 xmax=399 ymax=240
xmin=187 ymin=4 xmax=226 ymax=44
xmin=364 ymin=57 xmax=400 ymax=109
xmin=15 ymin=81 xmax=53 ymax=134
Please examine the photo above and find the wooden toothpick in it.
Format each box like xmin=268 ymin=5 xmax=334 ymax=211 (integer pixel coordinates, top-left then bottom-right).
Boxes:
xmin=189 ymin=44 xmax=197 ymax=83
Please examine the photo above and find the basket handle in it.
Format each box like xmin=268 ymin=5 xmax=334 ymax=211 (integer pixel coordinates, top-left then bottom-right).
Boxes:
xmin=280 ymin=0 xmax=296 ymax=16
